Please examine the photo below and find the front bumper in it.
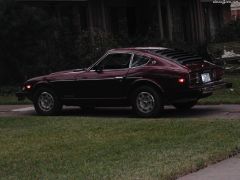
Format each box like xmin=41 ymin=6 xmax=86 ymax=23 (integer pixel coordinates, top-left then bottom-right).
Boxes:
xmin=16 ymin=91 xmax=27 ymax=101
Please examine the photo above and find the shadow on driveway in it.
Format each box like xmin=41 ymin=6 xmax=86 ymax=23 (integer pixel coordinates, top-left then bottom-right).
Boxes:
xmin=39 ymin=105 xmax=240 ymax=119
xmin=1 ymin=105 xmax=240 ymax=119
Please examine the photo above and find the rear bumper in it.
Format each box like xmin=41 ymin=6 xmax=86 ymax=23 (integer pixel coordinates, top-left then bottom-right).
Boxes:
xmin=191 ymin=81 xmax=232 ymax=94
xmin=170 ymin=81 xmax=232 ymax=104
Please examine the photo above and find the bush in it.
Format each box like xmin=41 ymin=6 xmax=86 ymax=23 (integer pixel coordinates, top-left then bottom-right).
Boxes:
xmin=0 ymin=1 xmax=209 ymax=86
xmin=0 ymin=86 xmax=18 ymax=96
xmin=0 ymin=2 xmax=121 ymax=86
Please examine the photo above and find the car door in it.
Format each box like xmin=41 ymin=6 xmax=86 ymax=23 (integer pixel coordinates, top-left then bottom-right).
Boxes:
xmin=75 ymin=52 xmax=133 ymax=100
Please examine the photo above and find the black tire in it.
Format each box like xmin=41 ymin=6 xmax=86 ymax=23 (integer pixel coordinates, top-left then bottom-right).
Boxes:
xmin=173 ymin=100 xmax=197 ymax=111
xmin=132 ymin=86 xmax=163 ymax=117
xmin=33 ymin=87 xmax=62 ymax=116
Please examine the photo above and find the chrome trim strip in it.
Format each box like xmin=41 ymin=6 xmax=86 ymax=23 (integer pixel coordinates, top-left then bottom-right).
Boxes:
xmin=50 ymin=80 xmax=75 ymax=82
xmin=89 ymin=68 xmax=129 ymax=72
xmin=89 ymin=51 xmax=134 ymax=71
xmin=126 ymin=77 xmax=142 ymax=79
xmin=77 ymin=77 xmax=124 ymax=81
xmin=76 ymin=76 xmax=141 ymax=81
xmin=114 ymin=77 xmax=124 ymax=80
xmin=63 ymin=97 xmax=127 ymax=100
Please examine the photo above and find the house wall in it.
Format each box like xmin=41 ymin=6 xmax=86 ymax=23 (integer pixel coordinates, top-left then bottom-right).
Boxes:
xmin=202 ymin=2 xmax=231 ymax=41
xmin=231 ymin=2 xmax=240 ymax=20
xmin=232 ymin=9 xmax=240 ymax=20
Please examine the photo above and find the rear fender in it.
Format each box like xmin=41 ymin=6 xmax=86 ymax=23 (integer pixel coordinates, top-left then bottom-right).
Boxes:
xmin=129 ymin=79 xmax=165 ymax=101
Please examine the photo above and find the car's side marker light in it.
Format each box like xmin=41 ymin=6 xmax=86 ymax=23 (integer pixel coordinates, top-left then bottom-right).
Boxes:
xmin=178 ymin=78 xmax=186 ymax=84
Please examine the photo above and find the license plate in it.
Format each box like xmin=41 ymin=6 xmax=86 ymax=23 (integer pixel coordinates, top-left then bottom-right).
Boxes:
xmin=201 ymin=73 xmax=211 ymax=83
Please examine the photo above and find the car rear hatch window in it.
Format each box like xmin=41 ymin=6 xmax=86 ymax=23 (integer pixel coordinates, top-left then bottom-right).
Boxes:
xmin=145 ymin=49 xmax=223 ymax=86
xmin=149 ymin=49 xmax=204 ymax=65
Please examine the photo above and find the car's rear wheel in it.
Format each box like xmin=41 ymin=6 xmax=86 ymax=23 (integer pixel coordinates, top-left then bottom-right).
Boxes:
xmin=33 ymin=88 xmax=62 ymax=116
xmin=173 ymin=100 xmax=197 ymax=111
xmin=132 ymin=86 xmax=163 ymax=117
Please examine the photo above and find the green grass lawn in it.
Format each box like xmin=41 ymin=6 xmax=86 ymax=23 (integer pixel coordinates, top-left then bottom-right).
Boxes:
xmin=0 ymin=96 xmax=30 ymax=105
xmin=0 ymin=116 xmax=240 ymax=179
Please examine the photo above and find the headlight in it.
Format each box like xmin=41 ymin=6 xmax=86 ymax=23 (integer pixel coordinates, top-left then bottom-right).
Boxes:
xmin=22 ymin=84 xmax=32 ymax=91
xmin=26 ymin=85 xmax=32 ymax=90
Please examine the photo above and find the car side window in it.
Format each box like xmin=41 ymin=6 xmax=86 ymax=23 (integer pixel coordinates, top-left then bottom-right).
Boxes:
xmin=131 ymin=55 xmax=150 ymax=68
xmin=97 ymin=53 xmax=132 ymax=70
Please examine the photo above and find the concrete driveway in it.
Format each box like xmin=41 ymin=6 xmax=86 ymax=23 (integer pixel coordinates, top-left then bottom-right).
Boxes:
xmin=0 ymin=104 xmax=240 ymax=119
xmin=178 ymin=155 xmax=240 ymax=180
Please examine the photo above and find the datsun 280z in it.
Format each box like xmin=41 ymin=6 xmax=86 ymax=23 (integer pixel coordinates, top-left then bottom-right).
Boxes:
xmin=16 ymin=47 xmax=232 ymax=117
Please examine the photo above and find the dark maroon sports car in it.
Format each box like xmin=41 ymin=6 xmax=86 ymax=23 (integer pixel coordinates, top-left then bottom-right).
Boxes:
xmin=17 ymin=47 xmax=232 ymax=117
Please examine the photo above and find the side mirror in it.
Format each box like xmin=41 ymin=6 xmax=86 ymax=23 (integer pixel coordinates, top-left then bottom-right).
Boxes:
xmin=95 ymin=66 xmax=104 ymax=73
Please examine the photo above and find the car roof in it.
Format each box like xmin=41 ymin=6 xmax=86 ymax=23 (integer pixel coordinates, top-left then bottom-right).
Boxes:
xmin=110 ymin=47 xmax=169 ymax=53
xmin=108 ymin=47 xmax=167 ymax=60
xmin=108 ymin=47 xmax=171 ymax=59
xmin=108 ymin=47 xmax=203 ymax=64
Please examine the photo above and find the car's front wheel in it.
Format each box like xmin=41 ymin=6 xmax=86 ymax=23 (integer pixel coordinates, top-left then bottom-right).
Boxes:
xmin=33 ymin=88 xmax=62 ymax=116
xmin=173 ymin=100 xmax=197 ymax=111
xmin=132 ymin=86 xmax=163 ymax=117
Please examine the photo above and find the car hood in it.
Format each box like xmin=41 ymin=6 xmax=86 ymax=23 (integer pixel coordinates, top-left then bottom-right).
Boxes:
xmin=49 ymin=69 xmax=85 ymax=76
xmin=26 ymin=69 xmax=86 ymax=83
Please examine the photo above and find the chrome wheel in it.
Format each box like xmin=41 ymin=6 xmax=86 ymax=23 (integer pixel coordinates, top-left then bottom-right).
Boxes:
xmin=136 ymin=92 xmax=155 ymax=114
xmin=38 ymin=92 xmax=54 ymax=112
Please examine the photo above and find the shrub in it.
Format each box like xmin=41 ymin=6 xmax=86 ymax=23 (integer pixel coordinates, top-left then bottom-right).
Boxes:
xmin=0 ymin=86 xmax=18 ymax=96
xmin=0 ymin=2 xmax=122 ymax=85
xmin=0 ymin=1 xmax=210 ymax=86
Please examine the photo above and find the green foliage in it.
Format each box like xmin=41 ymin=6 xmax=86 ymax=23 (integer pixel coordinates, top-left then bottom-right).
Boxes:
xmin=0 ymin=0 xmax=201 ymax=86
xmin=0 ymin=1 xmax=121 ymax=86
xmin=75 ymin=30 xmax=120 ymax=67
xmin=0 ymin=86 xmax=18 ymax=96
xmin=0 ymin=0 xmax=217 ymax=86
